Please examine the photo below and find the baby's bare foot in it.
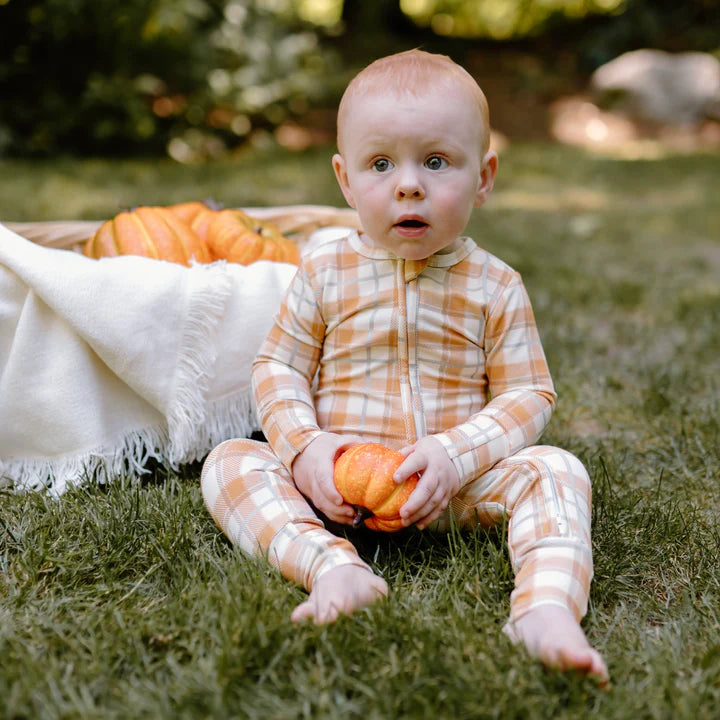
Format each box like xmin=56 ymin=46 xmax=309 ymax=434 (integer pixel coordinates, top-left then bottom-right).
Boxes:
xmin=290 ymin=565 xmax=388 ymax=624
xmin=505 ymin=605 xmax=609 ymax=687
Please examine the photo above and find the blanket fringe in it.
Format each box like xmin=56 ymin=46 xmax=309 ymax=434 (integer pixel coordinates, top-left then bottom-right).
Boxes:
xmin=0 ymin=390 xmax=260 ymax=495
xmin=166 ymin=263 xmax=234 ymax=464
xmin=173 ymin=390 xmax=260 ymax=464
xmin=1 ymin=424 xmax=171 ymax=496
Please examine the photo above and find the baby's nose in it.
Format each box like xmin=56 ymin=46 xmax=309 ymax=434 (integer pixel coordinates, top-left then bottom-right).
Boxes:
xmin=395 ymin=167 xmax=425 ymax=199
xmin=395 ymin=181 xmax=424 ymax=200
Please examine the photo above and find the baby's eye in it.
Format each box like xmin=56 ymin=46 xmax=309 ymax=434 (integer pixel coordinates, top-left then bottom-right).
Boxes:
xmin=425 ymin=156 xmax=447 ymax=170
xmin=372 ymin=158 xmax=393 ymax=172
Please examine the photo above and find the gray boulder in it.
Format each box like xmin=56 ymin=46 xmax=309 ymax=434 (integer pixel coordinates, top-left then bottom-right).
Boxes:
xmin=590 ymin=49 xmax=720 ymax=126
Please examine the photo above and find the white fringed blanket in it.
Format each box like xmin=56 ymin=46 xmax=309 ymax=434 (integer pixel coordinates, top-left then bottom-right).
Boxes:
xmin=0 ymin=223 xmax=300 ymax=494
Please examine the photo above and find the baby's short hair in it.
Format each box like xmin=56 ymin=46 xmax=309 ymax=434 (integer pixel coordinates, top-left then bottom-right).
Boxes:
xmin=337 ymin=49 xmax=491 ymax=155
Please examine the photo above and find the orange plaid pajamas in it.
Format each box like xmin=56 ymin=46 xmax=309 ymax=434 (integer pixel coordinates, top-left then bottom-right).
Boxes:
xmin=202 ymin=232 xmax=593 ymax=621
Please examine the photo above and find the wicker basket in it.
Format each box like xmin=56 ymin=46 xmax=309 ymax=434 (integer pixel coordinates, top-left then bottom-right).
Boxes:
xmin=5 ymin=204 xmax=361 ymax=254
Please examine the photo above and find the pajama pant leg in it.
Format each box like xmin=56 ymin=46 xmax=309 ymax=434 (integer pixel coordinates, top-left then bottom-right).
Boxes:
xmin=201 ymin=438 xmax=372 ymax=591
xmin=446 ymin=445 xmax=593 ymax=623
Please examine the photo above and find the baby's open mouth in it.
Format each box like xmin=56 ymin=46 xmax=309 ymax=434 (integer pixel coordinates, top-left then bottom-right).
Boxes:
xmin=395 ymin=219 xmax=427 ymax=228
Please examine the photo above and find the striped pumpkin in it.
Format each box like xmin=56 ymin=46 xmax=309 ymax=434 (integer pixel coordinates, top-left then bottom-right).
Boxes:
xmin=83 ymin=206 xmax=212 ymax=266
xmin=206 ymin=209 xmax=300 ymax=265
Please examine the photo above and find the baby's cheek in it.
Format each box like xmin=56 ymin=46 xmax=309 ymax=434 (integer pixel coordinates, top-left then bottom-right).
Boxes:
xmin=361 ymin=184 xmax=387 ymax=207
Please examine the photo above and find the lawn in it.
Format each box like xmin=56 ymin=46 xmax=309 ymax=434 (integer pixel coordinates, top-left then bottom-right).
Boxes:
xmin=1 ymin=142 xmax=719 ymax=719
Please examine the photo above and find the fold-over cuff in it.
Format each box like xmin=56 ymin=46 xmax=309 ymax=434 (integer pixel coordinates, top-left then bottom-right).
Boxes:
xmin=433 ymin=416 xmax=511 ymax=487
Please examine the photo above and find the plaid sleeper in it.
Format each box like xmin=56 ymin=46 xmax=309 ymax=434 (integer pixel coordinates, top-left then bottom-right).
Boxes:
xmin=202 ymin=231 xmax=594 ymax=620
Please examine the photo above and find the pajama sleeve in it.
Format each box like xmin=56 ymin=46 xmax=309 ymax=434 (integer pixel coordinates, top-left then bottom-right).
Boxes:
xmin=251 ymin=264 xmax=326 ymax=471
xmin=432 ymin=273 xmax=557 ymax=486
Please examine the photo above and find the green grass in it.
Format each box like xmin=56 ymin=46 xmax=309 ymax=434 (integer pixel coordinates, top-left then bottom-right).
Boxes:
xmin=1 ymin=142 xmax=719 ymax=719
xmin=0 ymin=146 xmax=348 ymax=222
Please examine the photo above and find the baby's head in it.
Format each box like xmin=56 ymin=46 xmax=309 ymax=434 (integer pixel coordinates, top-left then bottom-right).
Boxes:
xmin=333 ymin=49 xmax=497 ymax=260
xmin=336 ymin=49 xmax=491 ymax=158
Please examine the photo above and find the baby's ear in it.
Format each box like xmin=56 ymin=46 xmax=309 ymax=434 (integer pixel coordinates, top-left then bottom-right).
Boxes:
xmin=332 ymin=153 xmax=356 ymax=209
xmin=474 ymin=150 xmax=498 ymax=208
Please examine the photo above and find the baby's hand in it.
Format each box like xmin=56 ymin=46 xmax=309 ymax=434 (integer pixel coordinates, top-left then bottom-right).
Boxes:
xmin=394 ymin=436 xmax=460 ymax=530
xmin=292 ymin=432 xmax=362 ymax=525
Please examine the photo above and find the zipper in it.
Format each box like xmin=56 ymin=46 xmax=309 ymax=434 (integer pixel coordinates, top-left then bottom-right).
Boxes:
xmin=540 ymin=457 xmax=568 ymax=536
xmin=397 ymin=259 xmax=427 ymax=445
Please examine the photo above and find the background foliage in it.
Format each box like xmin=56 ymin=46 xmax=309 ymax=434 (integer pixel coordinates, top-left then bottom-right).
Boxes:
xmin=0 ymin=0 xmax=343 ymax=158
xmin=1 ymin=0 xmax=718 ymax=158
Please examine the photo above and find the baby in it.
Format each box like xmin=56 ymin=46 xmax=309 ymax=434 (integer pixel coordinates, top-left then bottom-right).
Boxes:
xmin=202 ymin=49 xmax=608 ymax=684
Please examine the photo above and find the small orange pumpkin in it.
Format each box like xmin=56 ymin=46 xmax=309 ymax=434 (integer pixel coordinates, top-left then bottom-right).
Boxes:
xmin=333 ymin=443 xmax=419 ymax=532
xmin=167 ymin=201 xmax=219 ymax=242
xmin=206 ymin=209 xmax=300 ymax=266
xmin=189 ymin=207 xmax=219 ymax=243
xmin=167 ymin=200 xmax=211 ymax=224
xmin=83 ymin=206 xmax=212 ymax=266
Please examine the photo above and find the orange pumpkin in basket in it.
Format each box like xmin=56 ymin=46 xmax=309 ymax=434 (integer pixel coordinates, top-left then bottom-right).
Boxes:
xmin=167 ymin=201 xmax=219 ymax=242
xmin=206 ymin=209 xmax=300 ymax=265
xmin=83 ymin=206 xmax=212 ymax=266
xmin=333 ymin=443 xmax=419 ymax=532
xmin=167 ymin=200 xmax=210 ymax=224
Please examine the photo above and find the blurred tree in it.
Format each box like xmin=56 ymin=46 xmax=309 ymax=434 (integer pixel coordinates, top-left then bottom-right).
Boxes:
xmin=328 ymin=0 xmax=718 ymax=62
xmin=0 ymin=0 xmax=341 ymax=158
xmin=0 ymin=0 xmax=223 ymax=155
xmin=566 ymin=0 xmax=720 ymax=70
xmin=399 ymin=0 xmax=626 ymax=39
xmin=1 ymin=0 xmax=716 ymax=157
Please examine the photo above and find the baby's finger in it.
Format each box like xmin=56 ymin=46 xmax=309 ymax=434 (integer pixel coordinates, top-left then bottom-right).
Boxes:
xmin=414 ymin=494 xmax=450 ymax=529
xmin=319 ymin=477 xmax=346 ymax=507
xmin=415 ymin=493 xmax=451 ymax=529
xmin=393 ymin=452 xmax=426 ymax=483
xmin=317 ymin=494 xmax=355 ymax=523
xmin=416 ymin=508 xmax=444 ymax=531
xmin=318 ymin=470 xmax=355 ymax=516
xmin=406 ymin=480 xmax=451 ymax=525
xmin=327 ymin=506 xmax=356 ymax=525
xmin=400 ymin=477 xmax=439 ymax=520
